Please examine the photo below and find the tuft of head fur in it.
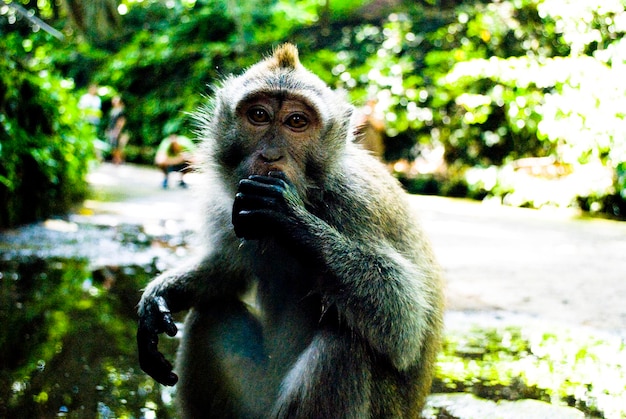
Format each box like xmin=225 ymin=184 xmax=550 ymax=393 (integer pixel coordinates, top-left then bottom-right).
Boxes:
xmin=268 ymin=43 xmax=300 ymax=70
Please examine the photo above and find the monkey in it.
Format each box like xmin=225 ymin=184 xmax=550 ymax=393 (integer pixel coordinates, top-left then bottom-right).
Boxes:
xmin=137 ymin=43 xmax=444 ymax=419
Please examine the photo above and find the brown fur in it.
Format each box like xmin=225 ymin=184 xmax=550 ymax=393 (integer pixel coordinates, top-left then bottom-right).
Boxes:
xmin=269 ymin=43 xmax=301 ymax=69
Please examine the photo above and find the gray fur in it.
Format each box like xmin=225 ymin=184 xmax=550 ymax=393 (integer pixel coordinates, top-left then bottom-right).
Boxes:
xmin=137 ymin=43 xmax=444 ymax=418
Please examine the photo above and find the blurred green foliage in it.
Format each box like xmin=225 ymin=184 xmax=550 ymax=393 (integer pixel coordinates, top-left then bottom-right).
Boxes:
xmin=0 ymin=32 xmax=94 ymax=228
xmin=2 ymin=0 xmax=626 ymax=224
xmin=427 ymin=0 xmax=626 ymax=216
xmin=296 ymin=0 xmax=626 ymax=217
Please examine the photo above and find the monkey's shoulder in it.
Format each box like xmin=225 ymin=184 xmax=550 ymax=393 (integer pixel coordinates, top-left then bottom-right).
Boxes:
xmin=316 ymin=159 xmax=419 ymax=237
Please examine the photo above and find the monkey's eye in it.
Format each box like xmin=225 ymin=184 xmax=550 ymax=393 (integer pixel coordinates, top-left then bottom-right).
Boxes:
xmin=285 ymin=113 xmax=309 ymax=131
xmin=247 ymin=107 xmax=271 ymax=125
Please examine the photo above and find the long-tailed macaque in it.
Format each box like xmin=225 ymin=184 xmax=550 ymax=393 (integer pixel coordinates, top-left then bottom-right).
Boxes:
xmin=137 ymin=43 xmax=444 ymax=419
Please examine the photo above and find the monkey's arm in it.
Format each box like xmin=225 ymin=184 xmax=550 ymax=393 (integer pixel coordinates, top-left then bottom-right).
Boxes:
xmin=317 ymin=238 xmax=442 ymax=371
xmin=234 ymin=172 xmax=442 ymax=371
xmin=137 ymin=262 xmax=204 ymax=385
xmin=137 ymin=249 xmax=251 ymax=385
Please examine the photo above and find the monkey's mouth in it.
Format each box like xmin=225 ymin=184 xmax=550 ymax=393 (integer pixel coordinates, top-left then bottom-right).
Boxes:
xmin=265 ymin=166 xmax=285 ymax=175
xmin=248 ymin=162 xmax=287 ymax=177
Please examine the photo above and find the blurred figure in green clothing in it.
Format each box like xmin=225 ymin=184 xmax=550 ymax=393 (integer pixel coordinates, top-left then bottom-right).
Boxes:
xmin=154 ymin=133 xmax=197 ymax=189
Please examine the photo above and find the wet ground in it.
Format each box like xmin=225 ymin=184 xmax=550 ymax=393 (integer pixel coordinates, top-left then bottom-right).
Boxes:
xmin=86 ymin=162 xmax=626 ymax=336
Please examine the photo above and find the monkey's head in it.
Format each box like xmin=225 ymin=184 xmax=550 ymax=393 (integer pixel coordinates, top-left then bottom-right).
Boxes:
xmin=200 ymin=43 xmax=354 ymax=200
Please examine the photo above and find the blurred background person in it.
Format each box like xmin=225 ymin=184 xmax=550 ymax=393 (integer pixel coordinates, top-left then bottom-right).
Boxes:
xmin=78 ymin=83 xmax=106 ymax=160
xmin=154 ymin=131 xmax=197 ymax=189
xmin=105 ymin=95 xmax=128 ymax=164
xmin=78 ymin=83 xmax=102 ymax=126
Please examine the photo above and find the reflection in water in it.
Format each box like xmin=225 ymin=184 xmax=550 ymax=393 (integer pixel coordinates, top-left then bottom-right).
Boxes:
xmin=0 ymin=257 xmax=178 ymax=418
xmin=0 ymin=217 xmax=191 ymax=418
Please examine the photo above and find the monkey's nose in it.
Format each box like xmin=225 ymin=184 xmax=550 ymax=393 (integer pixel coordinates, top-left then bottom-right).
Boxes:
xmin=260 ymin=149 xmax=284 ymax=163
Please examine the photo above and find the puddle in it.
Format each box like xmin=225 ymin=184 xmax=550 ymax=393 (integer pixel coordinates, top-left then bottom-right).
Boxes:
xmin=0 ymin=217 xmax=190 ymax=418
xmin=0 ymin=215 xmax=197 ymax=267
xmin=429 ymin=312 xmax=625 ymax=418
xmin=0 ymin=256 xmax=181 ymax=418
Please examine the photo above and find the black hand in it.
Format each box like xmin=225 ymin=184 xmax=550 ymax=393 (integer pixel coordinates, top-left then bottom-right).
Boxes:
xmin=137 ymin=295 xmax=179 ymax=386
xmin=232 ymin=171 xmax=304 ymax=241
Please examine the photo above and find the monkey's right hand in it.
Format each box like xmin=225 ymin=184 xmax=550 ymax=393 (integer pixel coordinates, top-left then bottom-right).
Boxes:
xmin=137 ymin=295 xmax=179 ymax=386
xmin=233 ymin=172 xmax=306 ymax=239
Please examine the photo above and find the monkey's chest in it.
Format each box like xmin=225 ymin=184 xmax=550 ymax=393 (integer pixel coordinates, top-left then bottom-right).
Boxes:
xmin=247 ymin=240 xmax=317 ymax=292
xmin=254 ymin=253 xmax=319 ymax=310
xmin=237 ymin=241 xmax=322 ymax=368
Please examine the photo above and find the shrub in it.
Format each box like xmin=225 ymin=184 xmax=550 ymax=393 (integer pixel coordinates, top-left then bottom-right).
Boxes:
xmin=0 ymin=34 xmax=95 ymax=228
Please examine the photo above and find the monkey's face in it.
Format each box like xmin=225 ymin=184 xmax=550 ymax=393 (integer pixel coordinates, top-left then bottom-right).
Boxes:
xmin=235 ymin=93 xmax=322 ymax=181
xmin=206 ymin=44 xmax=353 ymax=201
xmin=213 ymin=88 xmax=330 ymax=201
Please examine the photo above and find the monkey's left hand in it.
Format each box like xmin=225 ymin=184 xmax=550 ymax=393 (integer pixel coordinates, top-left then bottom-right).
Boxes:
xmin=233 ymin=171 xmax=311 ymax=246
xmin=137 ymin=295 xmax=179 ymax=386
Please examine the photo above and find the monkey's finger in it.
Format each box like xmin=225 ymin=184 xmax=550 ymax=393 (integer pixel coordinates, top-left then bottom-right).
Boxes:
xmin=249 ymin=172 xmax=287 ymax=182
xmin=142 ymin=354 xmax=178 ymax=386
xmin=238 ymin=209 xmax=287 ymax=229
xmin=146 ymin=358 xmax=178 ymax=386
xmin=161 ymin=314 xmax=178 ymax=337
xmin=234 ymin=208 xmax=289 ymax=239
xmin=246 ymin=174 xmax=292 ymax=190
xmin=233 ymin=211 xmax=265 ymax=239
xmin=267 ymin=171 xmax=291 ymax=184
xmin=235 ymin=192 xmax=279 ymax=210
xmin=154 ymin=296 xmax=178 ymax=336
xmin=260 ymin=173 xmax=299 ymax=199
xmin=238 ymin=179 xmax=285 ymax=198
xmin=137 ymin=328 xmax=179 ymax=386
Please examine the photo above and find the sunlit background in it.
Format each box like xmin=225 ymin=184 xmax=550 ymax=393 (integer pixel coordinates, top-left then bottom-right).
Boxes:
xmin=1 ymin=0 xmax=626 ymax=418
xmin=3 ymin=0 xmax=626 ymax=226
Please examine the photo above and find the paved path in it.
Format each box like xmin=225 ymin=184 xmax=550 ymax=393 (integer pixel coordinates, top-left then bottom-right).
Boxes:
xmin=87 ymin=163 xmax=626 ymax=336
xmin=411 ymin=195 xmax=626 ymax=335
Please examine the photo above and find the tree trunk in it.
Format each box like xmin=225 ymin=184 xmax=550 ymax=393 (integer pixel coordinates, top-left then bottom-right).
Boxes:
xmin=61 ymin=0 xmax=120 ymax=46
